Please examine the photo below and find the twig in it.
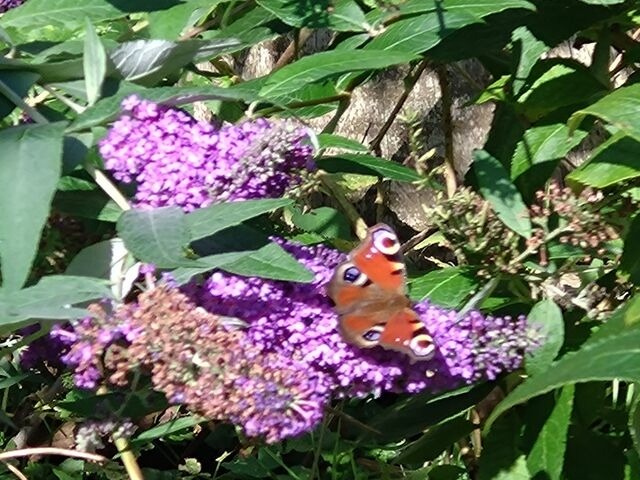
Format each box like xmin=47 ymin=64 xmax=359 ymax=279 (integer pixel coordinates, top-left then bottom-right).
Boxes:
xmin=4 ymin=462 xmax=28 ymax=480
xmin=274 ymin=28 xmax=313 ymax=71
xmin=96 ymin=386 xmax=144 ymax=480
xmin=435 ymin=64 xmax=457 ymax=198
xmin=0 ymin=79 xmax=49 ymax=124
xmin=41 ymin=85 xmax=86 ymax=114
xmin=0 ymin=447 xmax=107 ymax=463
xmin=85 ymin=164 xmax=131 ymax=212
xmin=401 ymin=227 xmax=436 ymax=254
xmin=369 ymin=59 xmax=429 ymax=155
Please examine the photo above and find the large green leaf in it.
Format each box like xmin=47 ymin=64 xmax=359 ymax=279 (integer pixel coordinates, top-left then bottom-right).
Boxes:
xmin=258 ymin=50 xmax=417 ymax=99
xmin=366 ymin=383 xmax=494 ymax=442
xmin=511 ymin=124 xmax=587 ymax=199
xmin=511 ymin=26 xmax=548 ymax=96
xmin=318 ymin=154 xmax=422 ymax=182
xmin=395 ymin=415 xmax=475 ymax=464
xmin=566 ymin=134 xmax=640 ymax=188
xmin=0 ymin=123 xmax=65 ymax=291
xmin=170 ymin=252 xmax=254 ymax=285
xmin=185 ymin=198 xmax=292 ymax=242
xmin=525 ymin=299 xmax=564 ymax=377
xmin=0 ymin=0 xmax=124 ymax=31
xmin=409 ymin=267 xmax=479 ymax=309
xmin=473 ymin=150 xmax=532 ymax=239
xmin=256 ymin=0 xmax=369 ymax=32
xmin=526 ymin=385 xmax=574 ymax=480
xmin=109 ymin=39 xmax=241 ymax=86
xmin=147 ymin=0 xmax=222 ymax=39
xmin=132 ymin=415 xmax=204 ymax=444
xmin=486 ymin=296 xmax=640 ymax=429
xmin=479 ymin=413 xmax=530 ymax=480
xmin=568 ymin=83 xmax=640 ymax=141
xmin=518 ymin=62 xmax=605 ymax=122
xmin=0 ymin=275 xmax=112 ymax=329
xmin=366 ymin=0 xmax=534 ymax=54
xmin=117 ymin=207 xmax=201 ymax=269
xmin=218 ymin=242 xmax=314 ymax=283
xmin=69 ymin=85 xmax=258 ymax=132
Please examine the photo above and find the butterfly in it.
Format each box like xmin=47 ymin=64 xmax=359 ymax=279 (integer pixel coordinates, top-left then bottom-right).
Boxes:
xmin=327 ymin=223 xmax=436 ymax=362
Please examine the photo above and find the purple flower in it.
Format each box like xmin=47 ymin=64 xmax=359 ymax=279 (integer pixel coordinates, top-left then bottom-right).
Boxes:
xmin=19 ymin=324 xmax=68 ymax=370
xmin=189 ymin=238 xmax=535 ymax=397
xmin=0 ymin=0 xmax=25 ymax=13
xmin=99 ymin=96 xmax=314 ymax=211
xmin=51 ymin=305 xmax=139 ymax=390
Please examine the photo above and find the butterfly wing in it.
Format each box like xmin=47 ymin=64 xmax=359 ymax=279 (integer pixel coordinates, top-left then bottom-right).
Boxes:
xmin=339 ymin=307 xmax=435 ymax=361
xmin=328 ymin=224 xmax=435 ymax=361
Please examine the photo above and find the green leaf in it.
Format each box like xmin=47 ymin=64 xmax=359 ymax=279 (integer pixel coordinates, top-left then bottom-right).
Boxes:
xmin=83 ymin=19 xmax=107 ymax=106
xmin=170 ymin=251 xmax=254 ymax=285
xmin=479 ymin=412 xmax=530 ymax=480
xmin=219 ymin=242 xmax=314 ymax=283
xmin=368 ymin=383 xmax=494 ymax=442
xmin=519 ymin=62 xmax=605 ymax=121
xmin=485 ymin=298 xmax=640 ymax=430
xmin=511 ymin=124 xmax=587 ymax=199
xmin=0 ymin=275 xmax=112 ymax=329
xmin=318 ymin=154 xmax=422 ymax=182
xmin=53 ymin=190 xmax=121 ymax=222
xmin=620 ymin=214 xmax=640 ymax=285
xmin=569 ymin=82 xmax=640 ymax=141
xmin=526 ymin=385 xmax=574 ymax=480
xmin=473 ymin=149 xmax=532 ymax=239
xmin=566 ymin=134 xmax=640 ymax=188
xmin=526 ymin=299 xmax=564 ymax=377
xmin=203 ymin=5 xmax=279 ymax=52
xmin=186 ymin=198 xmax=292 ymax=242
xmin=257 ymin=0 xmax=369 ymax=32
xmin=0 ymin=71 xmax=40 ymax=119
xmin=317 ymin=133 xmax=368 ymax=152
xmin=258 ymin=50 xmax=417 ymax=99
xmin=629 ymin=390 xmax=640 ymax=457
xmin=117 ymin=207 xmax=200 ymax=269
xmin=289 ymin=206 xmax=351 ymax=239
xmin=109 ymin=39 xmax=241 ymax=86
xmin=69 ymin=85 xmax=257 ymax=132
xmin=0 ymin=0 xmax=124 ymax=31
xmin=366 ymin=0 xmax=534 ymax=54
xmin=65 ymin=239 xmax=138 ymax=300
xmin=511 ymin=26 xmax=548 ymax=96
xmin=395 ymin=415 xmax=475 ymax=464
xmin=409 ymin=267 xmax=478 ymax=309
xmin=147 ymin=0 xmax=221 ymax=39
xmin=133 ymin=415 xmax=205 ymax=444
xmin=0 ymin=123 xmax=65 ymax=291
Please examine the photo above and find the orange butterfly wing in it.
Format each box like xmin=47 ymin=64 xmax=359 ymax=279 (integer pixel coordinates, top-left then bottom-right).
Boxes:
xmin=328 ymin=224 xmax=435 ymax=361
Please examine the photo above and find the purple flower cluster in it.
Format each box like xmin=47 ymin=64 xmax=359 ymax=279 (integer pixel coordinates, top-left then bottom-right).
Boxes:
xmin=99 ymin=96 xmax=314 ymax=211
xmin=0 ymin=0 xmax=24 ymax=13
xmin=188 ymin=239 xmax=534 ymax=398
xmin=50 ymin=304 xmax=139 ymax=389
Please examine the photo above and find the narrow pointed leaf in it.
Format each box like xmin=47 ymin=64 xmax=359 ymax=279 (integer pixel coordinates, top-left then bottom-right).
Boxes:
xmin=0 ymin=123 xmax=65 ymax=291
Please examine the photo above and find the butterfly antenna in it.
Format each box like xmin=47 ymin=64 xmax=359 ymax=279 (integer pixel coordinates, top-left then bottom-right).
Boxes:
xmin=455 ymin=276 xmax=500 ymax=323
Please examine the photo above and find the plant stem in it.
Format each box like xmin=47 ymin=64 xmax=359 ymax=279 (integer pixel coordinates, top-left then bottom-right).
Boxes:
xmin=369 ymin=59 xmax=429 ymax=155
xmin=0 ymin=79 xmax=49 ymax=124
xmin=435 ymin=64 xmax=457 ymax=198
xmin=85 ymin=164 xmax=131 ymax=212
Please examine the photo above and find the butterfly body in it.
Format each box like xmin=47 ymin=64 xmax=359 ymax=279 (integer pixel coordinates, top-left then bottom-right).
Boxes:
xmin=327 ymin=224 xmax=435 ymax=361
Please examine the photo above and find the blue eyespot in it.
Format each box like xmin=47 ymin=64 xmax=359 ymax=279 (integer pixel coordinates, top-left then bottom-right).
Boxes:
xmin=343 ymin=266 xmax=362 ymax=283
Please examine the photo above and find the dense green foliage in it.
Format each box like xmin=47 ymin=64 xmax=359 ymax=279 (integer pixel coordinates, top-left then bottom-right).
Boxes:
xmin=1 ymin=0 xmax=640 ymax=478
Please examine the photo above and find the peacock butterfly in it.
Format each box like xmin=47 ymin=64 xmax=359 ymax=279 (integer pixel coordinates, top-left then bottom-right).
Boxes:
xmin=327 ymin=223 xmax=435 ymax=361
